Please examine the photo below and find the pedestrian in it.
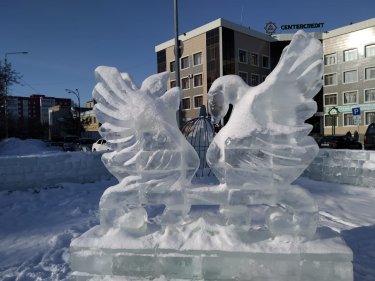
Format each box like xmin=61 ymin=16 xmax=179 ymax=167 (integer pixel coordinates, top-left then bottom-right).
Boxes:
xmin=353 ymin=130 xmax=359 ymax=141
xmin=346 ymin=131 xmax=352 ymax=139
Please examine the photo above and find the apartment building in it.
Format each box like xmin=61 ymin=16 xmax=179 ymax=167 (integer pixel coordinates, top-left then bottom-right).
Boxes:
xmin=7 ymin=94 xmax=71 ymax=124
xmin=155 ymin=18 xmax=275 ymax=123
xmin=322 ymin=19 xmax=375 ymax=137
xmin=155 ymin=17 xmax=375 ymax=138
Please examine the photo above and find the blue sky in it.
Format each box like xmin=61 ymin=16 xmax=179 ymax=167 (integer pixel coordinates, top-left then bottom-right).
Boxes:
xmin=1 ymin=0 xmax=375 ymax=104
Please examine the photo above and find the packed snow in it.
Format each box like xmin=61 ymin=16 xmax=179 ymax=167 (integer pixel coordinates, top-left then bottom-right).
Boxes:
xmin=0 ymin=138 xmax=62 ymax=156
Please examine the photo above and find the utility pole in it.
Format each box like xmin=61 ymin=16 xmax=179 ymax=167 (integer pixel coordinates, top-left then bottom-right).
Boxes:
xmin=174 ymin=0 xmax=182 ymax=127
xmin=65 ymin=88 xmax=81 ymax=137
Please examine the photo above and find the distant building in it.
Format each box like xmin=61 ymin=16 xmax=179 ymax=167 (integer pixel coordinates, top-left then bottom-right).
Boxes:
xmin=7 ymin=94 xmax=71 ymax=124
xmin=48 ymin=105 xmax=72 ymax=140
xmin=155 ymin=17 xmax=375 ymax=139
xmin=80 ymin=109 xmax=100 ymax=140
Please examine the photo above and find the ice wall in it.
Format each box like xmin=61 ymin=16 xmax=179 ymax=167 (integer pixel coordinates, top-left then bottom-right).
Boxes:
xmin=0 ymin=152 xmax=113 ymax=191
xmin=303 ymin=149 xmax=375 ymax=188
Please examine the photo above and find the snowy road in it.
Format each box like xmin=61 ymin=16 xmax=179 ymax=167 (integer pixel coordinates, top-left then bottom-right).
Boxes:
xmin=0 ymin=177 xmax=374 ymax=281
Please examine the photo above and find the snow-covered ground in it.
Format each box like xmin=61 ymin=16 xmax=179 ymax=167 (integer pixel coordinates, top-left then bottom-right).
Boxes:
xmin=0 ymin=177 xmax=374 ymax=281
xmin=0 ymin=139 xmax=374 ymax=280
xmin=0 ymin=138 xmax=62 ymax=156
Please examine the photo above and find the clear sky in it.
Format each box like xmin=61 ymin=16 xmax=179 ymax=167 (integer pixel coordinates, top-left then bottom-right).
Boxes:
xmin=1 ymin=0 xmax=375 ymax=105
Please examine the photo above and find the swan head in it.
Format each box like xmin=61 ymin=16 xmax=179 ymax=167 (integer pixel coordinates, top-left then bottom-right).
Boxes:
xmin=208 ymin=75 xmax=249 ymax=124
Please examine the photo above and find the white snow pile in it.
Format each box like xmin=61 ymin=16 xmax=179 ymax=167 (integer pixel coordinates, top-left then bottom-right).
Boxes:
xmin=0 ymin=138 xmax=62 ymax=156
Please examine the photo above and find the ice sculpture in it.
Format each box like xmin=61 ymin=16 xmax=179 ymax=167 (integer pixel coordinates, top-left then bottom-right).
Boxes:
xmin=70 ymin=31 xmax=353 ymax=280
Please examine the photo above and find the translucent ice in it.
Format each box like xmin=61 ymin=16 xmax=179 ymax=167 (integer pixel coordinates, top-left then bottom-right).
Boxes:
xmin=207 ymin=30 xmax=322 ymax=186
xmin=70 ymin=31 xmax=353 ymax=280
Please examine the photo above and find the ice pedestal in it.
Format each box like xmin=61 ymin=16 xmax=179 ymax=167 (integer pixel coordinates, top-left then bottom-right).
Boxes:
xmin=70 ymin=185 xmax=353 ymax=281
xmin=71 ymin=227 xmax=352 ymax=281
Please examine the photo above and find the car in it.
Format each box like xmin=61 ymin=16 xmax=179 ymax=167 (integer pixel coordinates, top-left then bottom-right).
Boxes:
xmin=63 ymin=136 xmax=79 ymax=151
xmin=364 ymin=123 xmax=375 ymax=150
xmin=74 ymin=138 xmax=96 ymax=152
xmin=92 ymin=138 xmax=111 ymax=151
xmin=318 ymin=135 xmax=362 ymax=150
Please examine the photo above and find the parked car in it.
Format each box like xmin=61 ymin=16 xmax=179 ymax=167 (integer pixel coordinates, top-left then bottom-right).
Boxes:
xmin=74 ymin=138 xmax=96 ymax=151
xmin=364 ymin=123 xmax=375 ymax=150
xmin=318 ymin=135 xmax=362 ymax=149
xmin=63 ymin=136 xmax=79 ymax=151
xmin=92 ymin=138 xmax=111 ymax=151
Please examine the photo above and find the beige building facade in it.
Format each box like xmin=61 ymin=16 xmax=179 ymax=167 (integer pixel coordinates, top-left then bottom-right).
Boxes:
xmin=322 ymin=19 xmax=375 ymax=138
xmin=156 ymin=18 xmax=375 ymax=138
xmin=155 ymin=18 xmax=275 ymax=123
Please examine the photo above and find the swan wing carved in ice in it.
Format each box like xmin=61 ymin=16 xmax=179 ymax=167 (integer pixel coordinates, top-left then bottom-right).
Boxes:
xmin=93 ymin=66 xmax=199 ymax=189
xmin=207 ymin=30 xmax=323 ymax=186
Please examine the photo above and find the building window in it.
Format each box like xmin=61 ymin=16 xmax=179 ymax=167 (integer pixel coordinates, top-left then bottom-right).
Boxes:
xmin=262 ymin=75 xmax=267 ymax=82
xmin=194 ymin=95 xmax=203 ymax=108
xmin=250 ymin=74 xmax=260 ymax=86
xmin=208 ymin=45 xmax=216 ymax=61
xmin=324 ymin=115 xmax=338 ymax=127
xmin=324 ymin=93 xmax=337 ymax=105
xmin=343 ymin=91 xmax=358 ymax=104
xmin=238 ymin=49 xmax=247 ymax=63
xmin=170 ymin=80 xmax=176 ymax=88
xmin=365 ymin=111 xmax=375 ymax=125
xmin=343 ymin=49 xmax=358 ymax=62
xmin=170 ymin=61 xmax=175 ymax=72
xmin=181 ymin=77 xmax=189 ymax=89
xmin=193 ymin=74 xmax=203 ymax=87
xmin=182 ymin=98 xmax=190 ymax=110
xmin=262 ymin=56 xmax=270 ymax=68
xmin=365 ymin=44 xmax=375 ymax=58
xmin=193 ymin=52 xmax=202 ymax=66
xmin=365 ymin=67 xmax=375 ymax=81
xmin=250 ymin=53 xmax=259 ymax=66
xmin=324 ymin=73 xmax=337 ymax=86
xmin=344 ymin=113 xmax=355 ymax=126
xmin=343 ymin=70 xmax=358 ymax=83
xmin=365 ymin=88 xmax=375 ymax=102
xmin=238 ymin=71 xmax=248 ymax=83
xmin=324 ymin=53 xmax=337 ymax=65
xmin=181 ymin=56 xmax=189 ymax=69
xmin=157 ymin=50 xmax=166 ymax=73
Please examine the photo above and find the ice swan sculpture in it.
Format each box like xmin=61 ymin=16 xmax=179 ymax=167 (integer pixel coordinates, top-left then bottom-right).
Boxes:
xmin=70 ymin=31 xmax=353 ymax=281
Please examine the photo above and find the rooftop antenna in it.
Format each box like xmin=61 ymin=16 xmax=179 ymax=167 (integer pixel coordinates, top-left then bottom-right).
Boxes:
xmin=240 ymin=5 xmax=244 ymax=25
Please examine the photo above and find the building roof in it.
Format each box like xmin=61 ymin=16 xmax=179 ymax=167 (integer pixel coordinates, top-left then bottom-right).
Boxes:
xmin=323 ymin=18 xmax=375 ymax=39
xmin=155 ymin=17 xmax=375 ymax=51
xmin=155 ymin=18 xmax=276 ymax=52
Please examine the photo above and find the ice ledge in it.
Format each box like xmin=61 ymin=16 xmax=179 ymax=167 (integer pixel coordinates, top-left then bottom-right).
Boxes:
xmin=71 ymin=224 xmax=353 ymax=281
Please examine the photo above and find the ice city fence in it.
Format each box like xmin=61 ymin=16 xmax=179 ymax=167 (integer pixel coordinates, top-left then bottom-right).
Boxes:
xmin=0 ymin=152 xmax=113 ymax=191
xmin=303 ymin=149 xmax=375 ymax=188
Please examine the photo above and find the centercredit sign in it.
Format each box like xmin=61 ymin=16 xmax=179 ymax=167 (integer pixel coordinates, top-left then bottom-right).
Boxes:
xmin=264 ymin=21 xmax=325 ymax=35
xmin=281 ymin=23 xmax=324 ymax=30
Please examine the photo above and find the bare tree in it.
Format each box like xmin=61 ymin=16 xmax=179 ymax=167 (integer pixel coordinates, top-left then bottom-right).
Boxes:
xmin=0 ymin=60 xmax=23 ymax=139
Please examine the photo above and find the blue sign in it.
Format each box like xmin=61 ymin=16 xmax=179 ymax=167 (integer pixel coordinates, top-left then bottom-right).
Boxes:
xmin=352 ymin=107 xmax=361 ymax=116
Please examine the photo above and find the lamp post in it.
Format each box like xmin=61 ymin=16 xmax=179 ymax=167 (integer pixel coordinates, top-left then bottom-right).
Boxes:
xmin=65 ymin=88 xmax=81 ymax=137
xmin=3 ymin=51 xmax=28 ymax=138
xmin=174 ymin=0 xmax=182 ymax=128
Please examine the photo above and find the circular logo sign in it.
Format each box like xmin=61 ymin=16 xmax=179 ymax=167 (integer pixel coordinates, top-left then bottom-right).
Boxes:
xmin=264 ymin=22 xmax=277 ymax=35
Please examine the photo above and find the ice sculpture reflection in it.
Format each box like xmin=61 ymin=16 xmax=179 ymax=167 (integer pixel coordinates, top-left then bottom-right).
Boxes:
xmin=70 ymin=31 xmax=353 ymax=281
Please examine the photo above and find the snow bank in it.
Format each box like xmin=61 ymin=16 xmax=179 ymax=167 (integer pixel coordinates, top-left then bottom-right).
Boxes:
xmin=0 ymin=151 xmax=113 ymax=191
xmin=303 ymin=149 xmax=375 ymax=188
xmin=0 ymin=138 xmax=62 ymax=156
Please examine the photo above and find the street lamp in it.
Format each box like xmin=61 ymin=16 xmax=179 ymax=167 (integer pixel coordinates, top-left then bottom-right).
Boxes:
xmin=3 ymin=51 xmax=28 ymax=138
xmin=65 ymin=88 xmax=81 ymax=137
